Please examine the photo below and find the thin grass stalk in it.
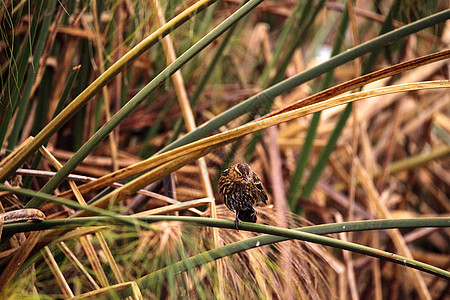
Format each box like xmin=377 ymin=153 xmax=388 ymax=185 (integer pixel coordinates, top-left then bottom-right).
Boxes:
xmin=347 ymin=6 xmax=359 ymax=239
xmin=195 ymin=2 xmax=219 ymax=36
xmin=3 ymin=214 xmax=449 ymax=281
xmin=345 ymin=2 xmax=362 ymax=298
xmin=5 ymin=215 xmax=449 ymax=237
xmin=264 ymin=126 xmax=294 ymax=299
xmin=4 ymin=0 xmax=58 ymax=150
xmin=24 ymin=0 xmax=265 ymax=209
xmin=92 ymin=0 xmax=119 ymax=172
xmin=57 ymin=241 xmax=101 ymax=290
xmin=78 ymin=237 xmax=109 ymax=288
xmin=376 ymin=144 xmax=450 ymax=176
xmin=0 ymin=137 xmax=33 ymax=168
xmin=334 ymin=212 xmax=358 ymax=300
xmin=31 ymin=71 xmax=52 ymax=137
xmin=361 ymin=0 xmax=401 ymax=75
xmin=176 ymin=242 xmax=207 ymax=299
xmin=0 ymin=0 xmax=44 ymax=147
xmin=0 ymin=0 xmax=219 ymax=182
xmin=190 ymin=22 xmax=237 ymax=107
xmin=137 ymin=98 xmax=175 ymax=158
xmin=71 ymin=40 xmax=94 ymax=151
xmin=0 ymin=185 xmax=157 ymax=232
xmin=366 ymin=186 xmax=384 ymax=300
xmin=28 ymin=5 xmax=63 ymax=100
xmin=41 ymin=246 xmax=74 ymax=297
xmin=375 ymin=100 xmax=403 ymax=191
xmin=134 ymin=198 xmax=212 ymax=216
xmin=68 ymin=282 xmax=142 ymax=300
xmin=134 ymin=220 xmax=450 ymax=291
xmin=112 ymin=2 xmax=125 ymax=143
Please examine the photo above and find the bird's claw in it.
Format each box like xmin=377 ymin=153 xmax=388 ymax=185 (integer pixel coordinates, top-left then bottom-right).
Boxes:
xmin=234 ymin=218 xmax=241 ymax=230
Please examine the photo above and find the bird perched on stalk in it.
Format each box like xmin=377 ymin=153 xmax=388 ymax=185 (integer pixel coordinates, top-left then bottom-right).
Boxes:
xmin=218 ymin=163 xmax=268 ymax=229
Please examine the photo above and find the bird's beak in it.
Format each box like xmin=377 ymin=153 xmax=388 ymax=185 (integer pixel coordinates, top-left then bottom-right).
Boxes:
xmin=244 ymin=174 xmax=250 ymax=182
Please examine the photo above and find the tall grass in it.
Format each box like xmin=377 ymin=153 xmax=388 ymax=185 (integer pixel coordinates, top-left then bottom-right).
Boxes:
xmin=1 ymin=1 xmax=449 ymax=298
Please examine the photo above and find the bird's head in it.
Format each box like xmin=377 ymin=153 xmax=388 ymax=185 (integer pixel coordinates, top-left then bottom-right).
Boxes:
xmin=233 ymin=163 xmax=252 ymax=183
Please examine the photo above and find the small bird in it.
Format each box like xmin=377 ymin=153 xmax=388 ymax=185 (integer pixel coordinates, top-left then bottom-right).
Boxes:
xmin=218 ymin=162 xmax=268 ymax=229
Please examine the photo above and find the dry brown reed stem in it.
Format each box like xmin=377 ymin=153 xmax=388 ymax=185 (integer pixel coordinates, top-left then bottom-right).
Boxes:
xmin=352 ymin=154 xmax=432 ymax=300
xmin=51 ymin=149 xmax=141 ymax=169
xmin=57 ymin=241 xmax=101 ymax=290
xmin=41 ymin=246 xmax=74 ymax=297
xmin=8 ymin=167 xmax=202 ymax=215
xmin=264 ymin=126 xmax=293 ymax=299
xmin=375 ymin=99 xmax=403 ymax=192
xmin=68 ymin=282 xmax=143 ymax=300
xmin=113 ymin=2 xmax=125 ymax=143
xmin=345 ymin=2 xmax=362 ymax=298
xmin=47 ymin=46 xmax=80 ymax=142
xmin=151 ymin=0 xmax=221 ymax=294
xmin=40 ymin=147 xmax=108 ymax=286
xmin=134 ymin=198 xmax=212 ymax=216
xmin=92 ymin=0 xmax=119 ymax=172
xmin=152 ymin=0 xmax=217 ymax=234
xmin=418 ymin=169 xmax=450 ymax=212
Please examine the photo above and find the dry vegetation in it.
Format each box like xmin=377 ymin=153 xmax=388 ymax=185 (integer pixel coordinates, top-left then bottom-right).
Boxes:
xmin=0 ymin=0 xmax=449 ymax=299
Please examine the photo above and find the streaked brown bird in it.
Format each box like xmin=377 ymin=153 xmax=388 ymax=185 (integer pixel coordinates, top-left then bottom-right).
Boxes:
xmin=218 ymin=162 xmax=268 ymax=229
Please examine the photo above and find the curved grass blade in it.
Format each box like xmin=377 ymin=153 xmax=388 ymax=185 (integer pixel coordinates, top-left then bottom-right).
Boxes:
xmin=3 ymin=213 xmax=449 ymax=279
xmin=0 ymin=184 xmax=155 ymax=232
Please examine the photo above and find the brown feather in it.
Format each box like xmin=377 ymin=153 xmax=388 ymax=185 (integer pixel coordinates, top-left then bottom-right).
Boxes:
xmin=218 ymin=163 xmax=268 ymax=229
